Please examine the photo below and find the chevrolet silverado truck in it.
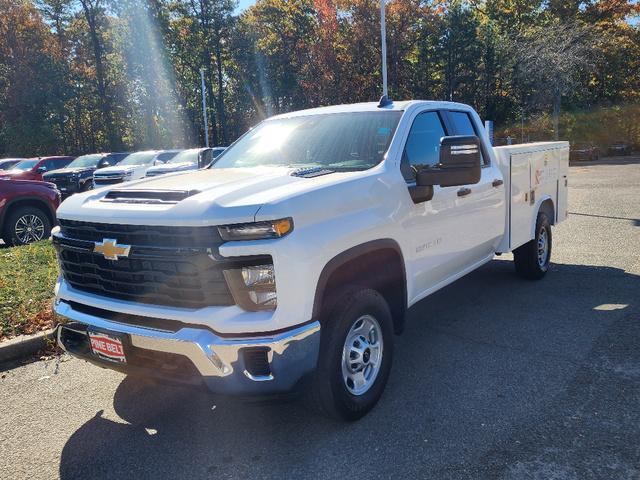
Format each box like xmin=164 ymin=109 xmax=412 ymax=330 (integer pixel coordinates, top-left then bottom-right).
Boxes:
xmin=144 ymin=147 xmax=226 ymax=177
xmin=53 ymin=101 xmax=568 ymax=420
xmin=43 ymin=152 xmax=130 ymax=197
xmin=93 ymin=150 xmax=180 ymax=187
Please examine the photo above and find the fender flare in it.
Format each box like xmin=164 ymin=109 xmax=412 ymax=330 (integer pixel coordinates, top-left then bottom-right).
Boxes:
xmin=0 ymin=196 xmax=56 ymax=233
xmin=311 ymin=238 xmax=407 ymax=322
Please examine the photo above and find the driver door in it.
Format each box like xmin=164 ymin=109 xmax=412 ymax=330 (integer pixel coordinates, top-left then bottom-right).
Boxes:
xmin=399 ymin=110 xmax=479 ymax=303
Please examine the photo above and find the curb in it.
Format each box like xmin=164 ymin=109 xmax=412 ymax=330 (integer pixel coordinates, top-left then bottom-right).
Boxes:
xmin=0 ymin=328 xmax=56 ymax=364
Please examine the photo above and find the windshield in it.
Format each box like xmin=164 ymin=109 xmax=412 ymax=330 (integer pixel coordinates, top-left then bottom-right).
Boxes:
xmin=213 ymin=112 xmax=402 ymax=171
xmin=13 ymin=159 xmax=39 ymax=171
xmin=0 ymin=160 xmax=20 ymax=170
xmin=67 ymin=154 xmax=103 ymax=168
xmin=167 ymin=149 xmax=199 ymax=164
xmin=118 ymin=151 xmax=158 ymax=166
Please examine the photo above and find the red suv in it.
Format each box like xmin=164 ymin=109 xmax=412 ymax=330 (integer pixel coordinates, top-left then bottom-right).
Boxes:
xmin=0 ymin=156 xmax=75 ymax=182
xmin=0 ymin=179 xmax=61 ymax=246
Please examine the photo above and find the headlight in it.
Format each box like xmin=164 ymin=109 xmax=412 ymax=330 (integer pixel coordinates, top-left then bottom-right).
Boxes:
xmin=224 ymin=263 xmax=277 ymax=310
xmin=219 ymin=218 xmax=293 ymax=241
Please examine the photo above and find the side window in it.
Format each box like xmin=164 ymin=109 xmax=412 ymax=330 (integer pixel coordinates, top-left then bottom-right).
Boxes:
xmin=447 ymin=111 xmax=487 ymax=165
xmin=448 ymin=111 xmax=476 ymax=136
xmin=44 ymin=159 xmax=62 ymax=170
xmin=401 ymin=111 xmax=446 ymax=181
xmin=110 ymin=153 xmax=128 ymax=164
xmin=157 ymin=151 xmax=178 ymax=162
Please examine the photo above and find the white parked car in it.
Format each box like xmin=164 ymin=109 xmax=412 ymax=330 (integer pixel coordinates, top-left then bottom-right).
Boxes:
xmin=53 ymin=100 xmax=568 ymax=421
xmin=92 ymin=150 xmax=180 ymax=186
xmin=144 ymin=147 xmax=226 ymax=178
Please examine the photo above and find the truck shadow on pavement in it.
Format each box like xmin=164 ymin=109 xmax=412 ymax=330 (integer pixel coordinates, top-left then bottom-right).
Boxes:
xmin=59 ymin=260 xmax=640 ymax=480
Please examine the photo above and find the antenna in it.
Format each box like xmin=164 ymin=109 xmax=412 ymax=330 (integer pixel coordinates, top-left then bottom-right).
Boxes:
xmin=378 ymin=0 xmax=392 ymax=108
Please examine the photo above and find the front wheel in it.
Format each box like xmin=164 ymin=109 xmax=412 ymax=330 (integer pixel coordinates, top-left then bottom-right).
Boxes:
xmin=309 ymin=288 xmax=394 ymax=421
xmin=513 ymin=211 xmax=552 ymax=280
xmin=2 ymin=206 xmax=52 ymax=246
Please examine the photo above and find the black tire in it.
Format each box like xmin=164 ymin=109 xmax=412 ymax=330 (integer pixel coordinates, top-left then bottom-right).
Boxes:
xmin=513 ymin=211 xmax=552 ymax=280
xmin=2 ymin=206 xmax=52 ymax=246
xmin=81 ymin=180 xmax=93 ymax=192
xmin=309 ymin=288 xmax=394 ymax=421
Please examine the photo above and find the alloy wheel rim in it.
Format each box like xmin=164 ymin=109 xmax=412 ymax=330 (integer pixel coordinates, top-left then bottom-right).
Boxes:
xmin=15 ymin=214 xmax=45 ymax=244
xmin=341 ymin=314 xmax=384 ymax=396
xmin=537 ymin=227 xmax=549 ymax=267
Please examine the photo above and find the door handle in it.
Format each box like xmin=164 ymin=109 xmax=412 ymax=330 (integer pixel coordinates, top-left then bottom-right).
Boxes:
xmin=457 ymin=187 xmax=472 ymax=197
xmin=492 ymin=179 xmax=504 ymax=187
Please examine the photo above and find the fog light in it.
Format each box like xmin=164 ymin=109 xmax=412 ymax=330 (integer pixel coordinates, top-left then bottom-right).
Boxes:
xmin=242 ymin=265 xmax=275 ymax=287
xmin=224 ymin=263 xmax=277 ymax=310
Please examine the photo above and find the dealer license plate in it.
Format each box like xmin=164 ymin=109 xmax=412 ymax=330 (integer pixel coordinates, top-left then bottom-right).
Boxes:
xmin=88 ymin=331 xmax=127 ymax=363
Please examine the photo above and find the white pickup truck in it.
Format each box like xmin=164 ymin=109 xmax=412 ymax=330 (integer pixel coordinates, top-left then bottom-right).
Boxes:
xmin=53 ymin=101 xmax=568 ymax=420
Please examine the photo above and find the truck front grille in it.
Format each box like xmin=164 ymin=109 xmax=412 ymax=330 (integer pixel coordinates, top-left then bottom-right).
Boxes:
xmin=54 ymin=220 xmax=237 ymax=309
xmin=93 ymin=177 xmax=124 ymax=186
xmin=58 ymin=219 xmax=221 ymax=247
xmin=46 ymin=176 xmax=68 ymax=187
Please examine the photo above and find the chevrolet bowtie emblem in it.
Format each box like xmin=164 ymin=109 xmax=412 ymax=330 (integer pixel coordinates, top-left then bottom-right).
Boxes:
xmin=93 ymin=238 xmax=131 ymax=261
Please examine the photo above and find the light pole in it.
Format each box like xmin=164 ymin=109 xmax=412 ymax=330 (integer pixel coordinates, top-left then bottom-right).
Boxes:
xmin=380 ymin=0 xmax=388 ymax=100
xmin=200 ymin=68 xmax=209 ymax=148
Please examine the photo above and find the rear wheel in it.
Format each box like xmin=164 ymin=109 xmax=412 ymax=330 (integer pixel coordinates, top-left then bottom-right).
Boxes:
xmin=2 ymin=206 xmax=52 ymax=246
xmin=309 ymin=288 xmax=393 ymax=421
xmin=514 ymin=211 xmax=552 ymax=280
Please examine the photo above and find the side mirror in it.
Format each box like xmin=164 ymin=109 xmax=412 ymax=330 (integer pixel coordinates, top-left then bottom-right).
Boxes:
xmin=36 ymin=166 xmax=47 ymax=173
xmin=97 ymin=159 xmax=110 ymax=169
xmin=417 ymin=135 xmax=482 ymax=188
xmin=199 ymin=150 xmax=213 ymax=168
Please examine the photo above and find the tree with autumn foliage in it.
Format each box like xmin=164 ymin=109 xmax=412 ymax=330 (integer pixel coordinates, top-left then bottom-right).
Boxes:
xmin=0 ymin=0 xmax=638 ymax=156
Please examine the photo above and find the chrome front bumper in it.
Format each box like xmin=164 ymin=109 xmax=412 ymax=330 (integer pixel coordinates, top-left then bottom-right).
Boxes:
xmin=55 ymin=300 xmax=320 ymax=395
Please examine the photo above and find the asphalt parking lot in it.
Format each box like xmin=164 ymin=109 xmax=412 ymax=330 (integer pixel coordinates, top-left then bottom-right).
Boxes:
xmin=1 ymin=158 xmax=639 ymax=480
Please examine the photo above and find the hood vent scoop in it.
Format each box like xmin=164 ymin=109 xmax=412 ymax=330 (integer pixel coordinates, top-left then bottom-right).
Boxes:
xmin=102 ymin=189 xmax=200 ymax=204
xmin=290 ymin=166 xmax=335 ymax=178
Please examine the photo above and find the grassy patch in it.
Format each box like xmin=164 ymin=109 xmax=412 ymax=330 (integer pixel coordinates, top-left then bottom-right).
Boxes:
xmin=0 ymin=241 xmax=59 ymax=340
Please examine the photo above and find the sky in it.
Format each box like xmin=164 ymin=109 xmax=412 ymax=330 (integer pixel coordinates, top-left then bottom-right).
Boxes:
xmin=237 ymin=0 xmax=256 ymax=12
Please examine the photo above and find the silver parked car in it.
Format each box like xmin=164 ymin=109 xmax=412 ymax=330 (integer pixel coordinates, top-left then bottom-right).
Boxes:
xmin=144 ymin=147 xmax=226 ymax=177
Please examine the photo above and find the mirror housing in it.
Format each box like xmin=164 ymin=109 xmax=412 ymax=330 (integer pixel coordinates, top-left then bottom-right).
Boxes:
xmin=36 ymin=166 xmax=47 ymax=173
xmin=198 ymin=149 xmax=212 ymax=168
xmin=417 ymin=135 xmax=482 ymax=188
xmin=97 ymin=159 xmax=110 ymax=169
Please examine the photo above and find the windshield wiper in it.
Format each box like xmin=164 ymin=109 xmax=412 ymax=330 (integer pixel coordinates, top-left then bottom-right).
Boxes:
xmin=290 ymin=166 xmax=336 ymax=178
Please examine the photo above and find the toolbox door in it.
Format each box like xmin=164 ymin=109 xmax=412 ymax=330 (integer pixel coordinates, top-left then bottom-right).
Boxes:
xmin=509 ymin=152 xmax=533 ymax=250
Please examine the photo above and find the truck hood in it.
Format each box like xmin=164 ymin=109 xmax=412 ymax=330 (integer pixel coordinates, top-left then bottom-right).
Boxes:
xmin=0 ymin=169 xmax=31 ymax=178
xmin=43 ymin=167 xmax=95 ymax=177
xmin=0 ymin=178 xmax=56 ymax=188
xmin=94 ymin=165 xmax=143 ymax=176
xmin=146 ymin=162 xmax=196 ymax=175
xmin=57 ymin=166 xmax=355 ymax=226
